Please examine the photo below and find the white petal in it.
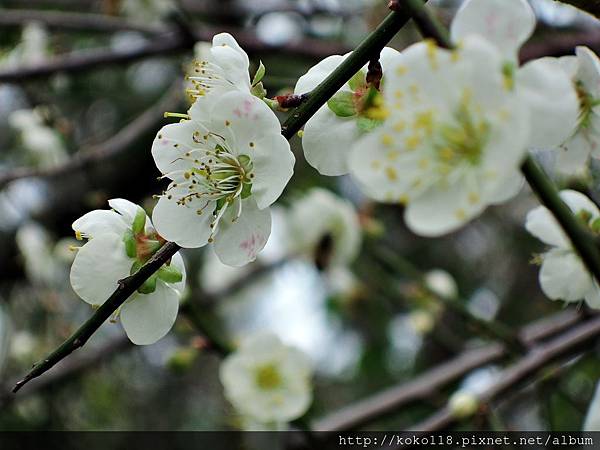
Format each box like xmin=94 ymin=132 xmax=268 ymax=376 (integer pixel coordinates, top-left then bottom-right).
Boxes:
xmin=516 ymin=57 xmax=579 ymax=148
xmin=70 ymin=233 xmax=132 ymax=306
xmin=450 ymin=0 xmax=535 ymax=62
xmin=151 ymin=120 xmax=209 ymax=177
xmin=249 ymin=132 xmax=295 ymax=209
xmin=213 ymin=198 xmax=271 ymax=266
xmin=169 ymin=251 xmax=187 ymax=293
xmin=404 ymin=177 xmax=487 ymax=237
xmin=555 ymin=133 xmax=591 ymax=175
xmin=152 ymin=195 xmax=213 ymax=248
xmin=583 ymin=382 xmax=600 ymax=431
xmin=72 ymin=210 xmax=128 ymax=239
xmin=210 ymin=33 xmax=251 ymax=91
xmin=107 ymin=198 xmax=142 ymax=225
xmin=584 ymin=282 xmax=600 ymax=310
xmin=301 ymin=106 xmax=360 ymax=176
xmin=560 ymin=189 xmax=600 ymax=218
xmin=294 ymin=54 xmax=346 ymax=94
xmin=120 ymin=282 xmax=180 ymax=345
xmin=539 ymin=249 xmax=592 ymax=301
xmin=525 ymin=205 xmax=569 ymax=248
xmin=576 ymin=46 xmax=600 ymax=98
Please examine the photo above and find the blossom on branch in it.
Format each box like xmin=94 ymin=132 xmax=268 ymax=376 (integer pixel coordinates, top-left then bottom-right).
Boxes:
xmin=294 ymin=47 xmax=400 ymax=175
xmin=525 ymin=189 xmax=600 ymax=309
xmin=70 ymin=199 xmax=186 ymax=345
xmin=220 ymin=332 xmax=312 ymax=425
xmin=151 ymin=91 xmax=294 ymax=266
xmin=584 ymin=381 xmax=600 ymax=431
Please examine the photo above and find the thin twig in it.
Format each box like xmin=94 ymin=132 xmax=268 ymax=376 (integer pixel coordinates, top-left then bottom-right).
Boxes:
xmin=312 ymin=309 xmax=582 ymax=431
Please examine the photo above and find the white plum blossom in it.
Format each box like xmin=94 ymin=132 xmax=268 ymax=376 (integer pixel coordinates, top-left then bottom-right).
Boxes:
xmin=294 ymin=47 xmax=400 ymax=175
xmin=9 ymin=108 xmax=68 ymax=169
xmin=584 ymin=381 xmax=600 ymax=431
xmin=451 ymin=0 xmax=579 ymax=151
xmin=15 ymin=222 xmax=60 ymax=286
xmin=70 ymin=199 xmax=186 ymax=345
xmin=554 ymin=47 xmax=600 ymax=173
xmin=424 ymin=269 xmax=458 ymax=299
xmin=187 ymin=33 xmax=253 ymax=117
xmin=349 ymin=36 xmax=531 ymax=236
xmin=3 ymin=22 xmax=49 ymax=68
xmin=151 ymin=91 xmax=294 ymax=266
xmin=219 ymin=332 xmax=312 ymax=425
xmin=525 ymin=189 xmax=600 ymax=309
xmin=287 ymin=188 xmax=361 ymax=269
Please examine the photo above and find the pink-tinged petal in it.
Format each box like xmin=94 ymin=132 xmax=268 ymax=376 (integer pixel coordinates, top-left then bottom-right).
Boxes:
xmin=213 ymin=197 xmax=271 ymax=266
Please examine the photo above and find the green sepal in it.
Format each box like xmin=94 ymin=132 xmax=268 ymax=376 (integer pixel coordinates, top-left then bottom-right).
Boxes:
xmin=130 ymin=260 xmax=142 ymax=275
xmin=215 ymin=197 xmax=228 ymax=210
xmin=362 ymin=85 xmax=379 ymax=109
xmin=123 ymin=230 xmax=137 ymax=258
xmin=327 ymin=91 xmax=357 ymax=117
xmin=241 ymin=182 xmax=252 ymax=199
xmin=263 ymin=97 xmax=279 ymax=110
xmin=251 ymin=82 xmax=267 ymax=99
xmin=132 ymin=207 xmax=147 ymax=235
xmin=348 ymin=70 xmax=365 ymax=91
xmin=591 ymin=217 xmax=600 ymax=233
xmin=137 ymin=273 xmax=158 ymax=294
xmin=356 ymin=116 xmax=382 ymax=133
xmin=158 ymin=264 xmax=183 ymax=284
xmin=252 ymin=60 xmax=266 ymax=86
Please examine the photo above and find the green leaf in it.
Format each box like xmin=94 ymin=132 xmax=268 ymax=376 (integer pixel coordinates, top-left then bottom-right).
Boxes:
xmin=251 ymin=82 xmax=267 ymax=99
xmin=158 ymin=264 xmax=183 ymax=284
xmin=252 ymin=60 xmax=266 ymax=86
xmin=348 ymin=70 xmax=365 ymax=91
xmin=122 ymin=230 xmax=137 ymax=258
xmin=132 ymin=207 xmax=147 ymax=235
xmin=327 ymin=91 xmax=357 ymax=117
xmin=137 ymin=273 xmax=158 ymax=294
xmin=356 ymin=116 xmax=382 ymax=133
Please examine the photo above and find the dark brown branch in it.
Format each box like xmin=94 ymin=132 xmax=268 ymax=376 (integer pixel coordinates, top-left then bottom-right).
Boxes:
xmin=312 ymin=309 xmax=582 ymax=431
xmin=0 ymin=82 xmax=182 ymax=189
xmin=410 ymin=313 xmax=600 ymax=432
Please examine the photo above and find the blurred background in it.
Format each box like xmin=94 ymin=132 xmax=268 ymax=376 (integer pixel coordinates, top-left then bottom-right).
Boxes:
xmin=0 ymin=0 xmax=599 ymax=434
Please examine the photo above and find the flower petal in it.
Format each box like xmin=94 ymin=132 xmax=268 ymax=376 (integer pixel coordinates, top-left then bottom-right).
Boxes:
xmin=152 ymin=195 xmax=213 ymax=248
xmin=539 ymin=248 xmax=592 ymax=301
xmin=169 ymin=251 xmax=187 ymax=293
xmin=72 ymin=210 xmax=128 ymax=239
xmin=584 ymin=283 xmax=600 ymax=310
xmin=70 ymin=233 xmax=132 ymax=306
xmin=108 ymin=198 xmax=142 ymax=227
xmin=561 ymin=189 xmax=600 ymax=218
xmin=556 ymin=132 xmax=591 ymax=175
xmin=525 ymin=205 xmax=569 ymax=248
xmin=516 ymin=57 xmax=579 ymax=149
xmin=213 ymin=197 xmax=271 ymax=266
xmin=576 ymin=46 xmax=600 ymax=98
xmin=210 ymin=33 xmax=251 ymax=91
xmin=450 ymin=0 xmax=535 ymax=62
xmin=120 ymin=282 xmax=180 ymax=345
xmin=583 ymin=382 xmax=600 ymax=431
xmin=294 ymin=54 xmax=347 ymax=94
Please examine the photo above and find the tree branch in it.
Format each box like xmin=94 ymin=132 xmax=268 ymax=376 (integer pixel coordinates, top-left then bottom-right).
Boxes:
xmin=410 ymin=313 xmax=600 ymax=432
xmin=12 ymin=7 xmax=415 ymax=393
xmin=312 ymin=309 xmax=583 ymax=431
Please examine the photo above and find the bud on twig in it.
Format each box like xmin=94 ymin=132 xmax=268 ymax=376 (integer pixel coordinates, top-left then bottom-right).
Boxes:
xmin=366 ymin=58 xmax=383 ymax=90
xmin=274 ymin=93 xmax=310 ymax=110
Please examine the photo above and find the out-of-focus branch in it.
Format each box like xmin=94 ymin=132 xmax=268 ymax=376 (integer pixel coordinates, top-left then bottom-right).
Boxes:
xmin=410 ymin=313 xmax=600 ymax=432
xmin=0 ymin=82 xmax=182 ymax=189
xmin=312 ymin=309 xmax=582 ymax=431
xmin=556 ymin=0 xmax=600 ymax=19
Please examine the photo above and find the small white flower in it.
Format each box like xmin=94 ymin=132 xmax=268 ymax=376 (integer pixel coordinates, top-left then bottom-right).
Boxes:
xmin=525 ymin=189 xmax=600 ymax=309
xmin=424 ymin=269 xmax=458 ymax=299
xmin=350 ymin=36 xmax=530 ymax=236
xmin=70 ymin=198 xmax=187 ymax=345
xmin=294 ymin=47 xmax=400 ymax=175
xmin=9 ymin=108 xmax=68 ymax=169
xmin=287 ymin=188 xmax=361 ymax=269
xmin=451 ymin=0 xmax=579 ymax=150
xmin=220 ymin=332 xmax=313 ymax=424
xmin=187 ymin=33 xmax=252 ymax=117
xmin=15 ymin=222 xmax=59 ymax=286
xmin=584 ymin=381 xmax=600 ymax=431
xmin=554 ymin=47 xmax=600 ymax=173
xmin=151 ymin=91 xmax=294 ymax=266
xmin=3 ymin=22 xmax=49 ymax=68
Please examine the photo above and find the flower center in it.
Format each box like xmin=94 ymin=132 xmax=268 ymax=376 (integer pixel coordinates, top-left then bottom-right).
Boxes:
xmin=254 ymin=363 xmax=282 ymax=391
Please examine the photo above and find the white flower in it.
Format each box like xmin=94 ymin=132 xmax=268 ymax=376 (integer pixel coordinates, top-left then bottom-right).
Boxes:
xmin=424 ymin=269 xmax=458 ymax=299
xmin=287 ymin=188 xmax=361 ymax=269
xmin=187 ymin=33 xmax=252 ymax=117
xmin=3 ymin=22 xmax=49 ymax=68
xmin=151 ymin=91 xmax=294 ymax=266
xmin=15 ymin=222 xmax=59 ymax=286
xmin=294 ymin=47 xmax=400 ymax=175
xmin=219 ymin=332 xmax=312 ymax=424
xmin=584 ymin=381 xmax=600 ymax=431
xmin=70 ymin=198 xmax=187 ymax=345
xmin=120 ymin=0 xmax=174 ymax=23
xmin=525 ymin=189 xmax=600 ymax=308
xmin=554 ymin=47 xmax=600 ymax=173
xmin=9 ymin=108 xmax=68 ymax=169
xmin=451 ymin=0 xmax=579 ymax=150
xmin=349 ymin=36 xmax=530 ymax=236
